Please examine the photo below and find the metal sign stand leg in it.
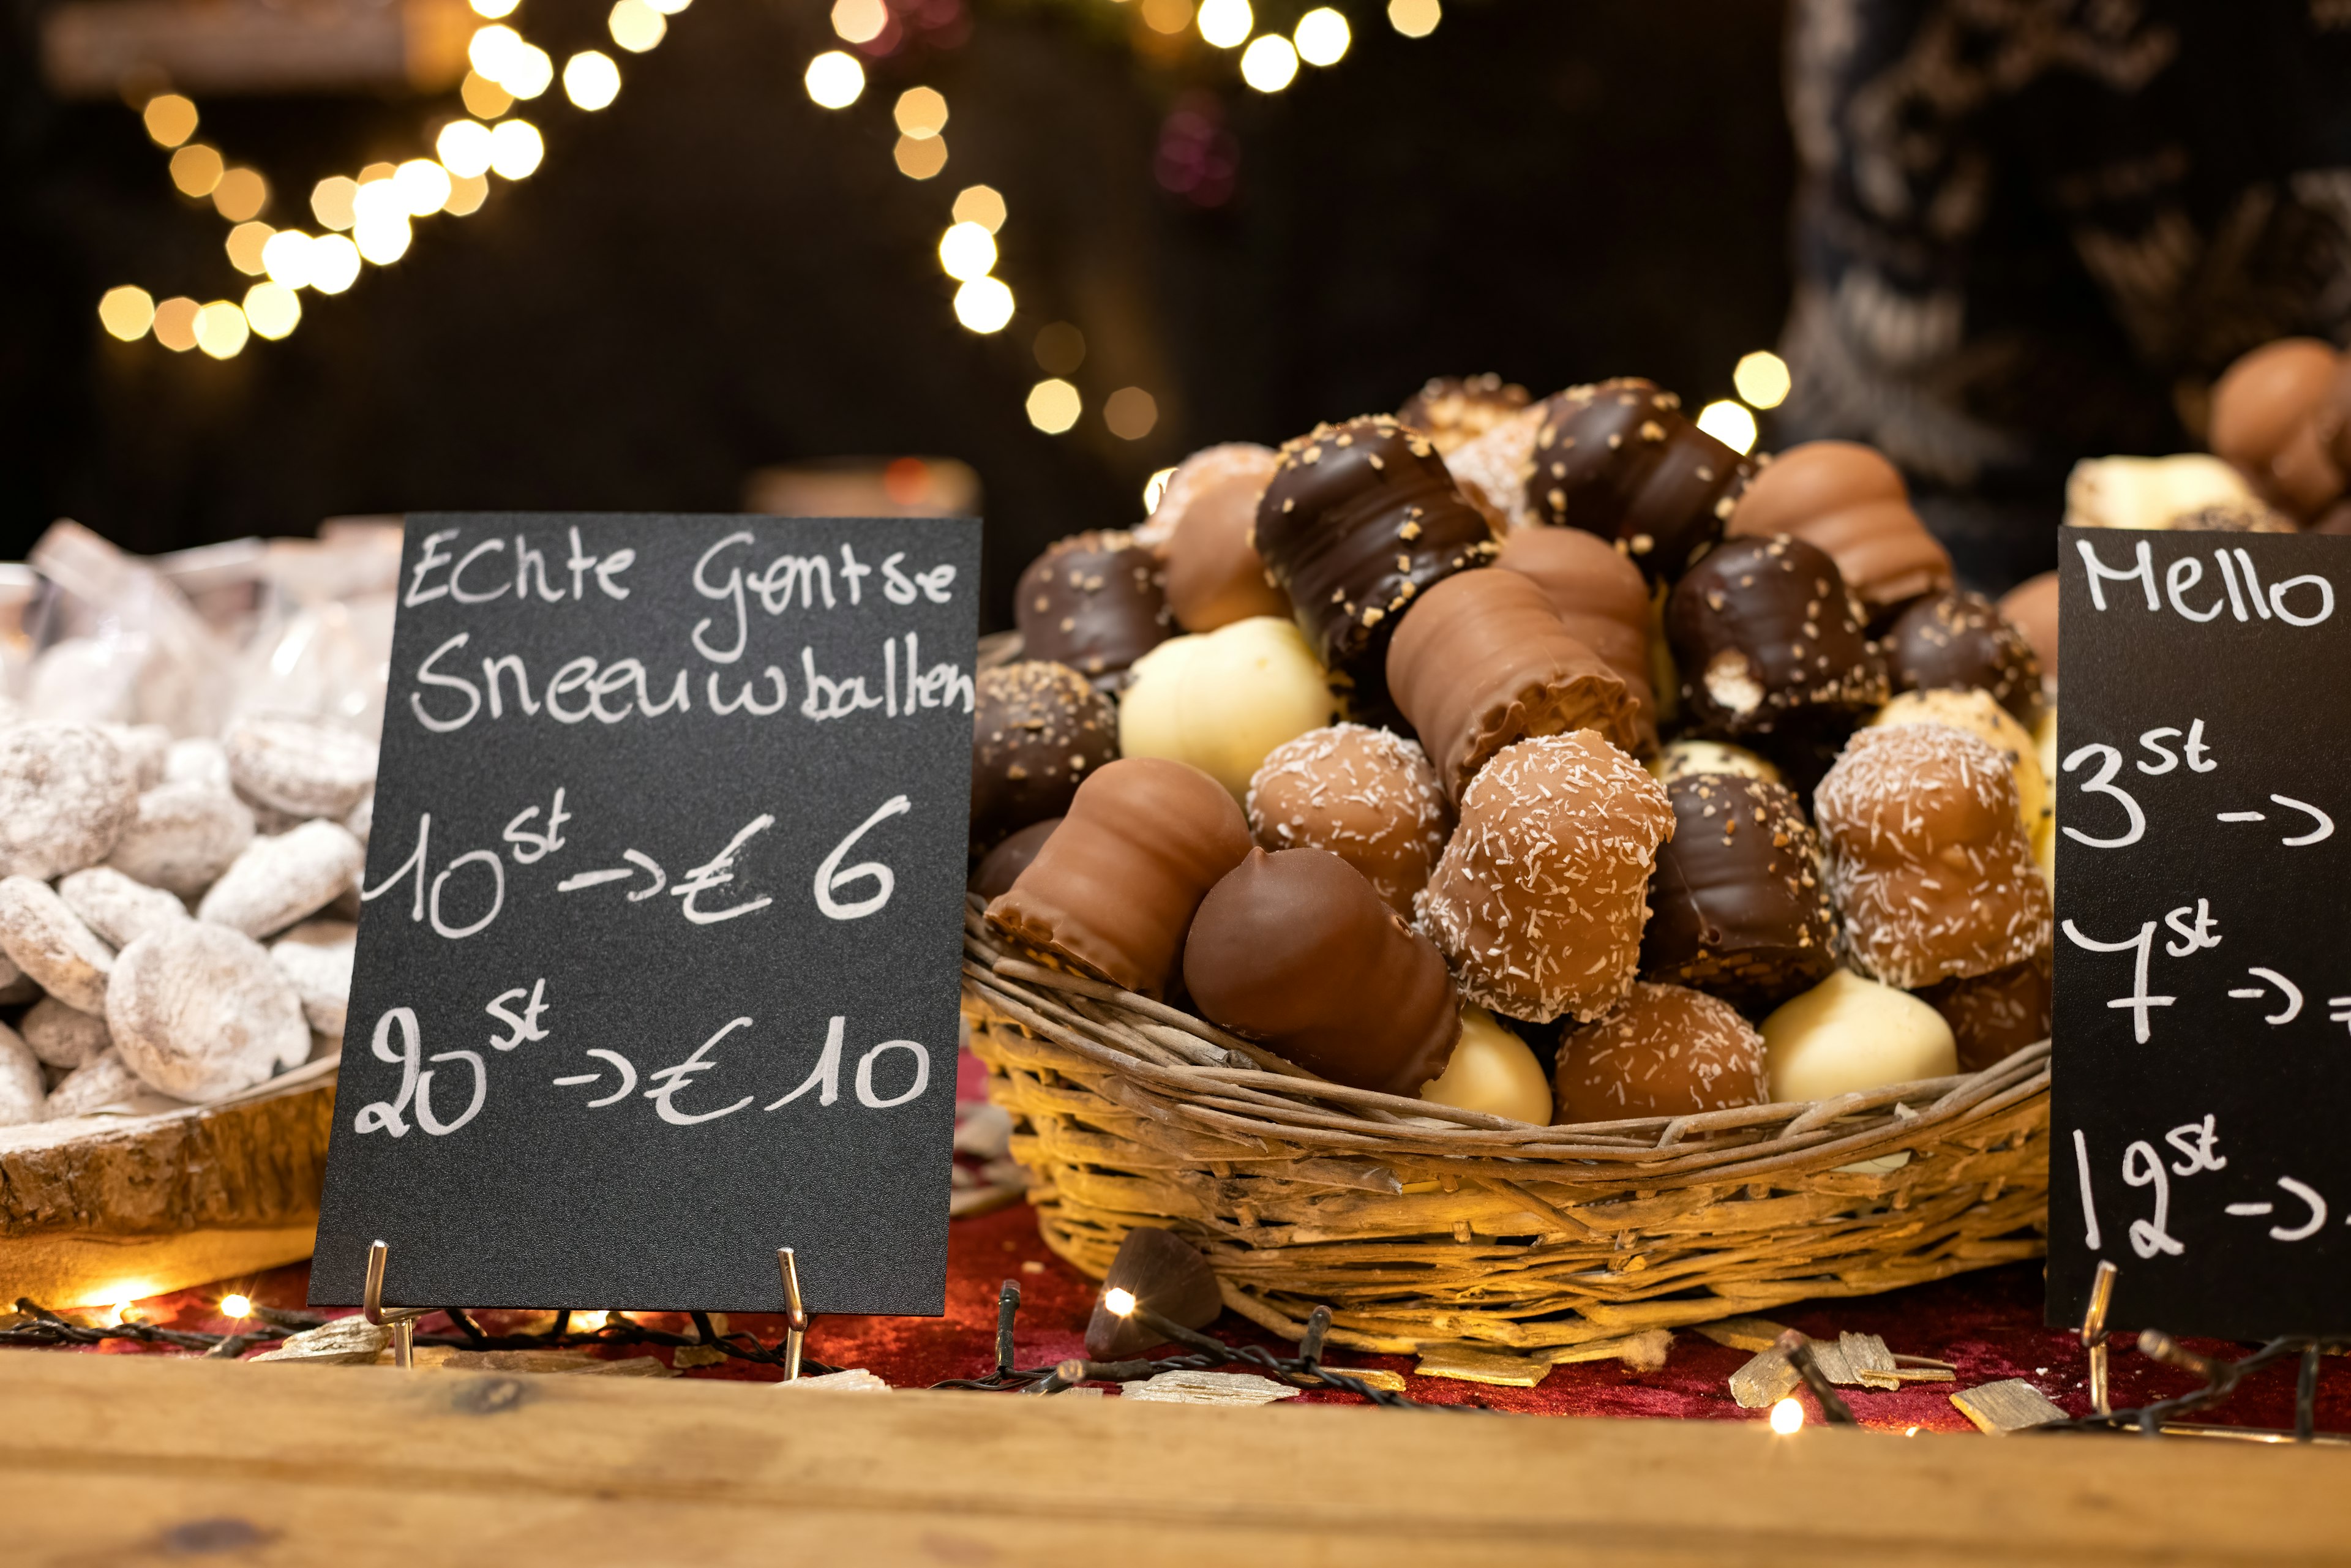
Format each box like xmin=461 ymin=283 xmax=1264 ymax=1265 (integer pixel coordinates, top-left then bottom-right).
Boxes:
xmin=777 ymin=1247 xmax=812 ymax=1382
xmin=362 ymin=1240 xmax=429 ymax=1371
xmin=2079 ymin=1258 xmax=2117 ymax=1417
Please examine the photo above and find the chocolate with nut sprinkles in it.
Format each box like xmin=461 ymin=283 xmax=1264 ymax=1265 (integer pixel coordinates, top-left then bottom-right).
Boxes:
xmin=1665 ymin=534 xmax=1887 ymax=740
xmin=1397 ymin=373 xmax=1532 ymax=456
xmin=1253 ymin=415 xmax=1498 ymax=723
xmin=1641 ymin=773 xmax=1837 ymax=1008
xmin=1883 ymin=591 xmax=2044 ymax=726
xmin=969 ymin=661 xmax=1119 ymax=853
xmin=1014 ymin=530 xmax=1174 ymax=691
xmin=1523 ymin=378 xmax=1751 ymax=582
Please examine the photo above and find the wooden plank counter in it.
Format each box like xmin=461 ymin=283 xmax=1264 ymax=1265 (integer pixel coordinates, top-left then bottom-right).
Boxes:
xmin=2 ymin=1351 xmax=2342 ymax=1566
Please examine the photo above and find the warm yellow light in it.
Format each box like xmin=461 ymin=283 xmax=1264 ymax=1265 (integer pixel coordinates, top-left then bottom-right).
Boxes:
xmin=1695 ymin=399 xmax=1758 ymax=454
xmin=220 ymin=1293 xmax=254 ymax=1318
xmin=1106 ymin=386 xmax=1160 ymax=440
xmin=170 ymin=144 xmax=224 ymax=198
xmin=307 ymin=234 xmax=361 ymax=293
xmin=1103 ymin=1286 xmax=1138 ymax=1318
xmin=311 ymin=174 xmax=359 ymax=231
xmin=645 ymin=0 xmax=691 ymax=13
xmin=242 ymin=281 xmax=301 ymax=342
xmin=354 ymin=178 xmax=405 ymax=228
xmin=1027 ymin=379 xmax=1081 ymax=434
xmin=609 ymin=0 xmax=667 ymax=52
xmin=1143 ymin=467 xmax=1176 ymax=512
xmin=395 ymin=158 xmax=453 ymax=216
xmin=1239 ymin=34 xmax=1297 ymax=90
xmin=952 ymin=184 xmax=1007 ymax=233
xmin=260 ymin=229 xmax=315 ymax=288
xmin=470 ymin=0 xmax=517 ymax=16
xmin=1142 ymin=0 xmax=1192 ymax=33
xmin=831 ymin=0 xmax=887 ymax=42
xmin=573 ymin=1310 xmax=609 ymax=1330
xmin=1769 ymin=1396 xmax=1804 ymax=1435
xmin=193 ymin=300 xmax=250 ymax=359
xmin=1294 ymin=6 xmax=1349 ymax=64
xmin=937 ymin=221 xmax=997 ymax=282
xmin=353 ymin=213 xmax=411 ymax=265
xmin=462 ymin=70 xmax=515 ymax=119
xmin=444 ymin=173 xmax=490 ymax=216
xmin=804 ymin=50 xmax=865 ymax=108
xmin=359 ymin=160 xmax=399 ymax=185
xmin=97 ymin=285 xmax=156 ymax=342
xmin=437 ymin=120 xmax=495 ymax=179
xmin=893 ymin=134 xmax=947 ymax=180
xmin=954 ymin=276 xmax=1014 ymax=333
xmin=489 ymin=118 xmax=545 ymax=179
xmin=564 ymin=50 xmax=621 ymax=110
xmin=1196 ymin=0 xmax=1251 ymax=47
xmin=469 ymin=23 xmax=523 ymax=79
xmin=152 ymin=297 xmax=200 ymax=351
xmin=224 ymin=220 xmax=274 ymax=276
xmin=142 ymin=92 xmax=198 ymax=148
xmin=504 ymin=43 xmax=555 ymax=98
xmin=894 ymin=86 xmax=948 ymax=139
xmin=1033 ymin=320 xmax=1085 ymax=374
xmin=1733 ymin=349 xmax=1791 ymax=410
xmin=1388 ymin=0 xmax=1439 ymax=37
xmin=212 ymin=167 xmax=269 ymax=221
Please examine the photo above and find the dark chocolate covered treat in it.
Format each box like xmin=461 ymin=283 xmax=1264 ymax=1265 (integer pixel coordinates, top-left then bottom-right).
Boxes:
xmin=1183 ymin=847 xmax=1460 ymax=1095
xmin=1253 ymin=415 xmax=1498 ymax=722
xmin=1494 ymin=525 xmax=1660 ymax=751
xmin=1727 ymin=442 xmax=1951 ymax=623
xmin=1385 ymin=568 xmax=1638 ymax=803
xmin=968 ymin=817 xmax=1059 ymax=901
xmin=970 ymin=662 xmax=1119 ymax=852
xmin=1014 ymin=531 xmax=1174 ymax=690
xmin=1641 ymin=773 xmax=1836 ymax=1008
xmin=1665 ymin=535 xmax=1887 ymax=740
xmin=1882 ymin=591 xmax=2044 ymax=726
xmin=1917 ymin=948 xmax=2051 ymax=1074
xmin=987 ymin=756 xmax=1251 ymax=999
xmin=1157 ymin=444 xmax=1289 ymax=632
xmin=1397 ymin=373 xmax=1532 ymax=456
xmin=1523 ymin=378 xmax=1750 ymax=581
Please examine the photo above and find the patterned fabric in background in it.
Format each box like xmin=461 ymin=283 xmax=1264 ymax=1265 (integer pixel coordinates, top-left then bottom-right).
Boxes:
xmin=1778 ymin=0 xmax=2351 ymax=591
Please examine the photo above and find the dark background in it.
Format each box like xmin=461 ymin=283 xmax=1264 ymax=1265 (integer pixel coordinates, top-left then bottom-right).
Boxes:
xmin=9 ymin=0 xmax=1796 ymax=629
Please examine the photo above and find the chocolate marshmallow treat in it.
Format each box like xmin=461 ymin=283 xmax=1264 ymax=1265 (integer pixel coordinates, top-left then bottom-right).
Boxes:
xmin=1553 ymin=981 xmax=1769 ymax=1125
xmin=1014 ymin=531 xmax=1174 ymax=690
xmin=1881 ymin=590 xmax=2044 ymax=726
xmin=1494 ymin=523 xmax=1660 ymax=751
xmin=970 ymin=661 xmax=1119 ymax=853
xmin=1916 ymin=947 xmax=2051 ymax=1074
xmin=1246 ymin=724 xmax=1452 ymax=918
xmin=1641 ymin=773 xmax=1837 ymax=1008
xmin=1523 ymin=378 xmax=1751 ymax=581
xmin=1665 ymin=535 xmax=1887 ymax=740
xmin=1156 ymin=444 xmax=1290 ymax=632
xmin=1397 ymin=373 xmax=1532 ymax=456
xmin=2210 ymin=338 xmax=2351 ymax=520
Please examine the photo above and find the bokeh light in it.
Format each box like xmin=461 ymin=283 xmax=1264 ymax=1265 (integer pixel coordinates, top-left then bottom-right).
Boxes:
xmin=307 ymin=234 xmax=362 ymax=293
xmin=437 ymin=120 xmax=495 ymax=179
xmin=212 ymin=167 xmax=268 ymax=221
xmin=469 ymin=24 xmax=523 ymax=80
xmin=261 ymin=229 xmax=316 ymax=288
xmin=1770 ymin=1397 xmax=1805 ymax=1435
xmin=310 ymin=175 xmax=359 ymax=230
xmin=444 ymin=173 xmax=491 ymax=216
xmin=831 ymin=0 xmax=887 ymax=43
xmin=1033 ymin=321 xmax=1084 ymax=374
xmin=1733 ymin=349 xmax=1791 ymax=410
xmin=564 ymin=50 xmax=621 ymax=110
xmin=646 ymin=0 xmax=692 ymax=13
xmin=193 ymin=300 xmax=249 ymax=359
xmin=141 ymin=93 xmax=197 ymax=148
xmin=503 ymin=43 xmax=555 ymax=99
xmin=1239 ymin=34 xmax=1297 ymax=91
xmin=937 ymin=222 xmax=997 ymax=281
xmin=395 ymin=159 xmax=453 ymax=216
xmin=219 ymin=1293 xmax=254 ymax=1318
xmin=609 ymin=0 xmax=666 ymax=52
xmin=1294 ymin=6 xmax=1349 ymax=64
xmin=1696 ymin=399 xmax=1759 ymax=454
xmin=225 ymin=220 xmax=274 ymax=276
xmin=952 ymin=184 xmax=1007 ymax=233
xmin=894 ymin=86 xmax=948 ymax=139
xmin=462 ymin=71 xmax=515 ymax=119
xmin=1026 ymin=378 xmax=1081 ymax=434
xmin=1142 ymin=0 xmax=1192 ymax=32
xmin=1196 ymin=0 xmax=1251 ymax=47
xmin=152 ymin=297 xmax=200 ymax=351
xmin=1105 ymin=386 xmax=1160 ymax=440
xmin=489 ymin=119 xmax=546 ymax=179
xmin=805 ymin=50 xmax=864 ymax=108
xmin=242 ymin=281 xmax=301 ymax=340
xmin=97 ymin=286 xmax=156 ymax=342
xmin=470 ymin=0 xmax=517 ymax=16
xmin=170 ymin=144 xmax=223 ymax=198
xmin=894 ymin=134 xmax=948 ymax=179
xmin=1388 ymin=0 xmax=1440 ymax=37
xmin=1143 ymin=467 xmax=1176 ymax=513
xmin=353 ymin=214 xmax=412 ymax=265
xmin=953 ymin=276 xmax=1014 ymax=333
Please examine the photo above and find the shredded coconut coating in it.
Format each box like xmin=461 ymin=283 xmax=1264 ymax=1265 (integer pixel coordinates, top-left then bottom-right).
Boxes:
xmin=1814 ymin=722 xmax=2052 ymax=989
xmin=1414 ymin=730 xmax=1674 ymax=1024
xmin=1247 ymin=724 xmax=1453 ymax=917
xmin=1553 ymin=980 xmax=1768 ymax=1123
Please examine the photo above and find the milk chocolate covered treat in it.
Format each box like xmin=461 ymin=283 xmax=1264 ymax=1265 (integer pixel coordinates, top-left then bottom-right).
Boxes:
xmin=986 ymin=756 xmax=1251 ymax=999
xmin=1387 ymin=568 xmax=1638 ymax=802
xmin=1647 ymin=739 xmax=1783 ymax=789
xmin=1761 ymin=969 xmax=1955 ymax=1101
xmin=1157 ymin=444 xmax=1289 ymax=632
xmin=2210 ymin=337 xmax=2351 ymax=519
xmin=1246 ymin=724 xmax=1451 ymax=917
xmin=1728 ymin=442 xmax=1950 ymax=620
xmin=1814 ymin=724 xmax=2052 ymax=988
xmin=1641 ymin=773 xmax=1837 ymax=1007
xmin=1398 ymin=373 xmax=1532 ymax=456
xmin=970 ymin=662 xmax=1118 ymax=852
xmin=968 ymin=818 xmax=1059 ymax=901
xmin=1444 ymin=405 xmax=1544 ymax=532
xmin=1919 ymin=948 xmax=2050 ymax=1073
xmin=1420 ymin=1005 xmax=1550 ymax=1123
xmin=1997 ymin=572 xmax=2060 ymax=683
xmin=1553 ymin=982 xmax=1768 ymax=1124
xmin=1665 ymin=535 xmax=1887 ymax=739
xmin=1183 ymin=847 xmax=1460 ymax=1096
xmin=1883 ymin=591 xmax=2042 ymax=724
xmin=1494 ymin=524 xmax=1660 ymax=749
xmin=1417 ymin=730 xmax=1675 ymax=1024
xmin=1868 ymin=688 xmax=2049 ymax=841
xmin=1117 ymin=617 xmax=1337 ymax=798
xmin=1524 ymin=379 xmax=1749 ymax=581
xmin=1253 ymin=415 xmax=1498 ymax=720
xmin=1014 ymin=531 xmax=1174 ymax=689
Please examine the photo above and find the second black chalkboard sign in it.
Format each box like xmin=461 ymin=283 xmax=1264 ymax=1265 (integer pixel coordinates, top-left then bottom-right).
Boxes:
xmin=310 ymin=513 xmax=980 ymax=1316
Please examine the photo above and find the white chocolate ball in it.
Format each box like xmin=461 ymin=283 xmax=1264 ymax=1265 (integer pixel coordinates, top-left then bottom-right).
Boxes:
xmin=1762 ymin=969 xmax=1956 ymax=1101
xmin=1419 ymin=1006 xmax=1551 ymax=1124
xmin=1117 ymin=617 xmax=1337 ymax=800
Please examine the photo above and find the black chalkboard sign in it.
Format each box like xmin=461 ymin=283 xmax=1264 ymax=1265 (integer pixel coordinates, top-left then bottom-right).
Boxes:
xmin=2049 ymin=524 xmax=2351 ymax=1339
xmin=310 ymin=514 xmax=980 ymax=1316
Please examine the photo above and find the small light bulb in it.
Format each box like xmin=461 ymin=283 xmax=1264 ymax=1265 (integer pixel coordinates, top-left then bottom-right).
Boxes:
xmin=804 ymin=49 xmax=864 ymax=108
xmin=1239 ymin=34 xmax=1298 ymax=92
xmin=1294 ymin=6 xmax=1349 ymax=64
xmin=1733 ymin=349 xmax=1791 ymax=410
xmin=951 ymin=184 xmax=1007 ymax=233
xmin=1695 ymin=399 xmax=1758 ymax=455
xmin=437 ymin=120 xmax=495 ymax=180
xmin=1027 ymin=378 xmax=1082 ymax=435
xmin=489 ymin=119 xmax=545 ymax=180
xmin=831 ymin=0 xmax=887 ymax=43
xmin=564 ymin=50 xmax=621 ymax=110
xmin=220 ymin=1294 xmax=254 ymax=1318
xmin=307 ymin=234 xmax=362 ymax=294
xmin=192 ymin=301 xmax=250 ymax=359
xmin=953 ymin=276 xmax=1013 ymax=334
xmin=1769 ymin=1397 xmax=1804 ymax=1435
xmin=937 ymin=221 xmax=997 ymax=282
xmin=1103 ymin=1286 xmax=1138 ymax=1318
xmin=608 ymin=0 xmax=667 ymax=53
xmin=394 ymin=158 xmax=454 ymax=217
xmin=1196 ymin=0 xmax=1251 ymax=48
xmin=97 ymin=285 xmax=156 ymax=342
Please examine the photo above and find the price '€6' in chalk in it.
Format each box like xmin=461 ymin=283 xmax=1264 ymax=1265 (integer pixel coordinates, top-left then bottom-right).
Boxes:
xmin=2049 ymin=524 xmax=2350 ymax=1339
xmin=310 ymin=514 xmax=980 ymax=1315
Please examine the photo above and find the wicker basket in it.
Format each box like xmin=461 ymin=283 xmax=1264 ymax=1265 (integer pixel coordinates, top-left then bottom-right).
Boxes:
xmin=962 ymin=902 xmax=2050 ymax=1357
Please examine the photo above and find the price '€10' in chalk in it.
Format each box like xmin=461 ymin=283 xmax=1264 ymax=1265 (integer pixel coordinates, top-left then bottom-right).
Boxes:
xmin=310 ymin=514 xmax=981 ymax=1318
xmin=2049 ymin=525 xmax=2351 ymax=1340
